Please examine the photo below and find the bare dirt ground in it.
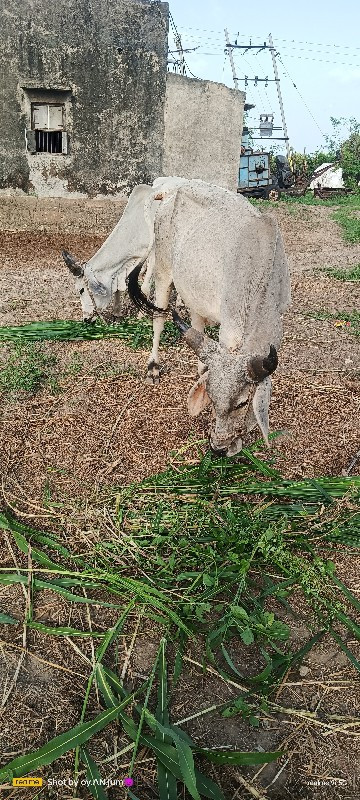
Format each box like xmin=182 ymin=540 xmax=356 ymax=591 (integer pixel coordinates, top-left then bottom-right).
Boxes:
xmin=0 ymin=202 xmax=360 ymax=799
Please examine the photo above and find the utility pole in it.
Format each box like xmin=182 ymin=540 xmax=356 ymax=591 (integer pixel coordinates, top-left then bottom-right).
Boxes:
xmin=174 ymin=30 xmax=186 ymax=75
xmin=224 ymin=29 xmax=239 ymax=89
xmin=268 ymin=33 xmax=290 ymax=158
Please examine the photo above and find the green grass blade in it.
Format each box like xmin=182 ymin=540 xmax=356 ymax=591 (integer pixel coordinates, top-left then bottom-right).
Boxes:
xmin=332 ymin=577 xmax=360 ymax=612
xmin=172 ymin=633 xmax=185 ymax=690
xmin=95 ymin=664 xmax=120 ymax=709
xmin=0 ymin=612 xmax=19 ymax=625
xmin=329 ymin=629 xmax=360 ymax=674
xmin=267 ymin=630 xmax=325 ymax=684
xmin=73 ymin=604 xmax=135 ymax=784
xmin=28 ymin=621 xmax=105 ymax=638
xmin=156 ymin=640 xmax=177 ymax=800
xmin=241 ymin=448 xmax=280 ymax=479
xmin=174 ymin=738 xmax=201 ymax=800
xmin=0 ymin=573 xmax=28 ymax=586
xmin=0 ymin=692 xmax=141 ymax=782
xmin=80 ymin=747 xmax=109 ymax=800
xmin=95 ymin=603 xmax=135 ymax=663
xmin=97 ymin=666 xmax=222 ymax=800
xmin=334 ymin=611 xmax=360 ymax=641
xmin=220 ymin=644 xmax=244 ymax=679
xmin=7 ymin=528 xmax=61 ymax=571
xmin=198 ymin=749 xmax=282 ymax=766
xmin=34 ymin=578 xmax=124 ymax=609
xmin=192 ymin=770 xmax=226 ymax=800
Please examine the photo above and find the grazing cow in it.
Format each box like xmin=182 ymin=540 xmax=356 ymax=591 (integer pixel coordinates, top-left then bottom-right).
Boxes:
xmin=63 ymin=178 xmax=291 ymax=456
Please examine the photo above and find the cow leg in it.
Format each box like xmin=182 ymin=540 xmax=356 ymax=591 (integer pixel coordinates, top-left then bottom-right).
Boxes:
xmin=191 ymin=311 xmax=206 ymax=375
xmin=141 ymin=262 xmax=153 ymax=299
xmin=137 ymin=257 xmax=154 ymax=319
xmin=146 ymin=281 xmax=172 ymax=384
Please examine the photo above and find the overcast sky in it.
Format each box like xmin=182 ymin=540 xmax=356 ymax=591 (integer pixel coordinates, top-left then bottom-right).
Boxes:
xmin=168 ymin=0 xmax=360 ymax=155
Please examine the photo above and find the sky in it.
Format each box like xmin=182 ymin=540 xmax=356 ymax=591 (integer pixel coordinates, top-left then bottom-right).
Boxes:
xmin=167 ymin=0 xmax=360 ymax=155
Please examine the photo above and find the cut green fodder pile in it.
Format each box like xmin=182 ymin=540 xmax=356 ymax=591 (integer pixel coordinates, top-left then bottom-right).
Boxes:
xmin=1 ymin=447 xmax=360 ymax=797
xmin=0 ymin=318 xmax=181 ymax=348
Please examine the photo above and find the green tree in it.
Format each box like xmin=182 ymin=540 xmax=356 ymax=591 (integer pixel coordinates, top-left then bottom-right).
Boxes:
xmin=326 ymin=117 xmax=360 ymax=188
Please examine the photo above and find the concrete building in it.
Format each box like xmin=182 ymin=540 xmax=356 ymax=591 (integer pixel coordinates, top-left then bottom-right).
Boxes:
xmin=163 ymin=73 xmax=245 ymax=192
xmin=0 ymin=0 xmax=169 ymax=196
xmin=0 ymin=0 xmax=245 ymax=198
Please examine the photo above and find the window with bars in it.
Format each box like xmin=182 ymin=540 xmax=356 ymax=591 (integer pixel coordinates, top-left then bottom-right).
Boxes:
xmin=26 ymin=103 xmax=68 ymax=155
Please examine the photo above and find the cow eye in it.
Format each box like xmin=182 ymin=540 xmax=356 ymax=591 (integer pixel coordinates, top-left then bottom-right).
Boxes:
xmin=234 ymin=398 xmax=248 ymax=410
xmin=79 ymin=288 xmax=85 ymax=295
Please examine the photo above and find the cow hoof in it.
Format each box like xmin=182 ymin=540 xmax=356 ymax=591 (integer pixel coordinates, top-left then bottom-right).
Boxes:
xmin=146 ymin=360 xmax=160 ymax=384
xmin=146 ymin=373 xmax=160 ymax=385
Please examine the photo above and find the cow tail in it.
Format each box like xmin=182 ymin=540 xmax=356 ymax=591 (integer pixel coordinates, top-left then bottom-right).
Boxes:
xmin=126 ymin=261 xmax=168 ymax=316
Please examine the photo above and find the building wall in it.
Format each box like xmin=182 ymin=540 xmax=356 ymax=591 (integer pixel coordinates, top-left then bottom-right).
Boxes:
xmin=162 ymin=74 xmax=245 ymax=191
xmin=0 ymin=0 xmax=168 ymax=197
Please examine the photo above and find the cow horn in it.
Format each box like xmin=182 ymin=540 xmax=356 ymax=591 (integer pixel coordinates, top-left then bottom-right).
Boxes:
xmin=172 ymin=310 xmax=205 ymax=356
xmin=247 ymin=345 xmax=278 ymax=382
xmin=62 ymin=250 xmax=83 ymax=277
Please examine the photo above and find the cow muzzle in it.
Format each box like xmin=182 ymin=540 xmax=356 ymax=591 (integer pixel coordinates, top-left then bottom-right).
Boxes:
xmin=209 ymin=435 xmax=243 ymax=458
xmin=209 ymin=442 xmax=227 ymax=457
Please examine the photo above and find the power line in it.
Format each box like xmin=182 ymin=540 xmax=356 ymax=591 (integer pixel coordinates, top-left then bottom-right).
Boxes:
xmin=275 ymin=52 xmax=326 ymax=138
xmin=179 ymin=26 xmax=360 ymax=53
xmin=175 ymin=35 xmax=360 ymax=67
xmin=169 ymin=10 xmax=201 ymax=79
xmin=230 ymin=48 xmax=360 ymax=69
xmin=178 ymin=31 xmax=360 ymax=62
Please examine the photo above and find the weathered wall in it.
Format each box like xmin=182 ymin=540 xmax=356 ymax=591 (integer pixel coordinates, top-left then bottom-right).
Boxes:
xmin=163 ymin=74 xmax=245 ymax=191
xmin=0 ymin=0 xmax=168 ymax=197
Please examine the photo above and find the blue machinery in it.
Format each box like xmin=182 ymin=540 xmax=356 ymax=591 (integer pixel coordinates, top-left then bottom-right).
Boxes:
xmin=238 ymin=127 xmax=281 ymax=200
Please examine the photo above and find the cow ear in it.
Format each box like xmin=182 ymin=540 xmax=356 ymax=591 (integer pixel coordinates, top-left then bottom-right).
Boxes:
xmin=252 ymin=376 xmax=272 ymax=446
xmin=187 ymin=373 xmax=211 ymax=417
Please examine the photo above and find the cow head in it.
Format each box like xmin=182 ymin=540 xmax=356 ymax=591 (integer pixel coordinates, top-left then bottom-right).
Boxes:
xmin=173 ymin=311 xmax=278 ymax=457
xmin=62 ymin=250 xmax=107 ymax=322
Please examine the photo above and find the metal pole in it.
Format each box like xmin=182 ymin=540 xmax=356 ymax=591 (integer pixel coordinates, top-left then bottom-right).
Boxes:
xmin=268 ymin=33 xmax=290 ymax=158
xmin=224 ymin=29 xmax=239 ymax=89
xmin=174 ymin=32 xmax=186 ymax=74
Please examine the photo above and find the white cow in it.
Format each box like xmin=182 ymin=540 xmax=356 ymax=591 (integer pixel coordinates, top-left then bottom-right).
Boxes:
xmin=64 ymin=178 xmax=291 ymax=456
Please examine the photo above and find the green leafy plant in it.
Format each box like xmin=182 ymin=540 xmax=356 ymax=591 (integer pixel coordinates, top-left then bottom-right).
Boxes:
xmin=323 ymin=263 xmax=360 ymax=281
xmin=64 ymin=351 xmax=83 ymax=376
xmin=333 ymin=209 xmax=360 ymax=243
xmin=310 ymin=309 xmax=360 ymax=337
xmin=326 ymin=117 xmax=360 ymax=189
xmin=0 ymin=341 xmax=58 ymax=396
xmin=0 ymin=451 xmax=360 ymax=795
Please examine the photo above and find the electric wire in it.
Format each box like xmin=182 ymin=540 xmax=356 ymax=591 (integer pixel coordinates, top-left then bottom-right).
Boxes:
xmin=179 ymin=26 xmax=360 ymax=53
xmin=169 ymin=10 xmax=201 ymax=78
xmin=274 ymin=50 xmax=326 ymax=137
xmin=165 ymin=17 xmax=358 ymax=139
xmin=174 ymin=28 xmax=360 ymax=63
xmin=240 ymin=54 xmax=269 ymax=111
